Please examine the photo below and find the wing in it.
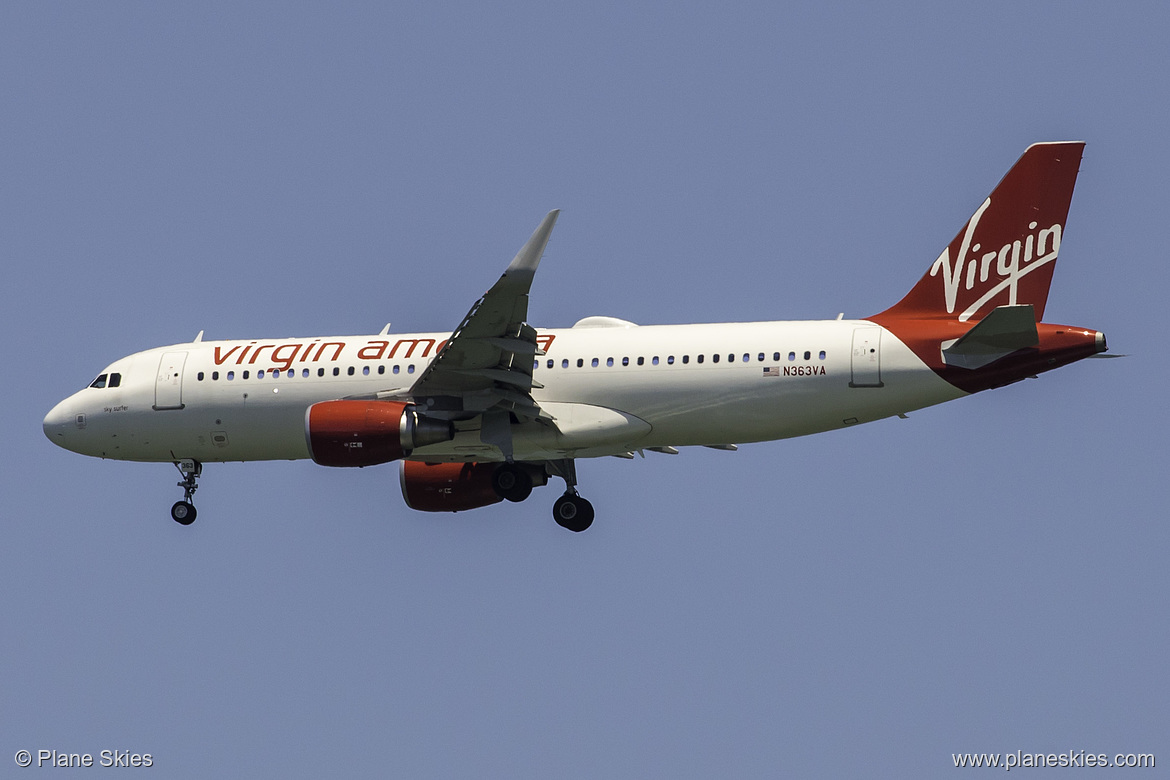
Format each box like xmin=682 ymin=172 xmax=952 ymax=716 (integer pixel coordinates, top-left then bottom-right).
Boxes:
xmin=403 ymin=211 xmax=560 ymax=438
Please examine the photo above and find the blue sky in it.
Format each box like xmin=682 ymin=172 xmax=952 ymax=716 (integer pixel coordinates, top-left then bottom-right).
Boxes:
xmin=2 ymin=2 xmax=1166 ymax=777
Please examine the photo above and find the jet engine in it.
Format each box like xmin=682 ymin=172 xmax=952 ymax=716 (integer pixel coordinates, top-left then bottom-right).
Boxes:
xmin=399 ymin=461 xmax=504 ymax=512
xmin=306 ymin=400 xmax=454 ymax=467
xmin=400 ymin=461 xmax=551 ymax=512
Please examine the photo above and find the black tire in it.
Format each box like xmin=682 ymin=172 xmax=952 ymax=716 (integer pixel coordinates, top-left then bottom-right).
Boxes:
xmin=171 ymin=501 xmax=197 ymax=525
xmin=492 ymin=464 xmax=533 ymax=503
xmin=553 ymin=495 xmax=594 ymax=532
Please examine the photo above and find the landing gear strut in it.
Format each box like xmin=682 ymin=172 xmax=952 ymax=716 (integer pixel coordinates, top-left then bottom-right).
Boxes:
xmin=171 ymin=459 xmax=201 ymax=525
xmin=547 ymin=459 xmax=594 ymax=533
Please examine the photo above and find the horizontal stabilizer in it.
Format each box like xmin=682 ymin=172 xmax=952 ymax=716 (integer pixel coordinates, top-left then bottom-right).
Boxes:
xmin=942 ymin=304 xmax=1039 ymax=370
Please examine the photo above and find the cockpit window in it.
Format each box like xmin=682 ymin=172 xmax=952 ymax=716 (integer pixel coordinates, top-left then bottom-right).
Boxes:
xmin=90 ymin=374 xmax=108 ymax=389
xmin=108 ymin=373 xmax=121 ymax=388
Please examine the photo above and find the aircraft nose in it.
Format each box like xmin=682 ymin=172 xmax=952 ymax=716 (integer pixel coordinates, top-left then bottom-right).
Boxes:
xmin=43 ymin=399 xmax=79 ymax=449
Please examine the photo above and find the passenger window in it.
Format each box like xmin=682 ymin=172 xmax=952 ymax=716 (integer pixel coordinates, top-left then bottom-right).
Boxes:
xmin=109 ymin=373 xmax=121 ymax=387
xmin=758 ymin=353 xmax=765 ymax=362
xmin=819 ymin=351 xmax=826 ymax=360
xmin=562 ymin=359 xmax=569 ymax=368
xmin=652 ymin=356 xmax=660 ymax=365
xmin=378 ymin=366 xmax=385 ymax=375
xmin=197 ymin=372 xmax=205 ymax=381
xmin=742 ymin=354 xmax=749 ymax=363
xmin=622 ymin=357 xmax=629 ymax=366
xmin=712 ymin=354 xmax=719 ymax=363
xmin=637 ymin=357 xmax=644 ymax=366
xmin=773 ymin=352 xmax=781 ymax=361
xmin=592 ymin=358 xmax=599 ymax=367
xmin=697 ymin=354 xmax=704 ymax=364
xmin=243 ymin=371 xmax=250 ymax=379
xmin=682 ymin=355 xmax=690 ymax=364
xmin=788 ymin=352 xmax=795 ymax=361
xmin=90 ymin=374 xmax=108 ymax=389
xmin=212 ymin=372 xmax=219 ymax=381
xmin=347 ymin=367 xmax=355 ymax=376
xmin=577 ymin=359 xmax=584 ymax=368
xmin=606 ymin=357 xmax=614 ymax=367
xmin=317 ymin=368 xmax=325 ymax=377
xmin=363 ymin=366 xmax=370 ymax=376
xmin=333 ymin=368 xmax=340 ymax=376
xmin=667 ymin=356 xmax=674 ymax=365
xmin=393 ymin=365 xmax=400 ymax=374
xmin=258 ymin=370 xmax=266 ymax=379
xmin=407 ymin=365 xmax=415 ymax=374
xmin=803 ymin=351 xmax=811 ymax=360
xmin=547 ymin=359 xmax=554 ymax=369
xmin=227 ymin=371 xmax=235 ymax=381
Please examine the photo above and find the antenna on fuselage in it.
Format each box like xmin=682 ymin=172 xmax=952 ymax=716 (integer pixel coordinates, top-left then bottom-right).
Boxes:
xmin=379 ymin=323 xmax=392 ymax=336
xmin=193 ymin=330 xmax=204 ymax=342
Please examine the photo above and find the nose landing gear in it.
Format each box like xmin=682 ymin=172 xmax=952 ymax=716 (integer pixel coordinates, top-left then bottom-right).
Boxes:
xmin=171 ymin=459 xmax=201 ymax=525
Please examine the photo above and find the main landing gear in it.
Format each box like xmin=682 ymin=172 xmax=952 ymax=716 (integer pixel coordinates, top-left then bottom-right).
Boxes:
xmin=489 ymin=459 xmax=595 ymax=532
xmin=553 ymin=492 xmax=594 ymax=533
xmin=492 ymin=463 xmax=534 ymax=503
xmin=547 ymin=459 xmax=594 ymax=533
xmin=171 ymin=459 xmax=201 ymax=525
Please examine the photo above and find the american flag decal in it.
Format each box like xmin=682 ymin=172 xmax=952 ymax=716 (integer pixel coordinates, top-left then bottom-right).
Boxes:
xmin=763 ymin=366 xmax=780 ymax=377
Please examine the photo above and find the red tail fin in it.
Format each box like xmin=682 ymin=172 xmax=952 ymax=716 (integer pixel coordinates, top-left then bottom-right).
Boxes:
xmin=876 ymin=142 xmax=1084 ymax=323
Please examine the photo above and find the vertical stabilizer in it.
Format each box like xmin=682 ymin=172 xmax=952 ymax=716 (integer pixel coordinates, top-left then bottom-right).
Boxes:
xmin=875 ymin=142 xmax=1084 ymax=323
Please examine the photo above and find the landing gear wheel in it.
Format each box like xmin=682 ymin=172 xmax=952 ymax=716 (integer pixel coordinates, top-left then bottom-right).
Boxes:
xmin=171 ymin=500 xmax=197 ymax=525
xmin=492 ymin=464 xmax=533 ymax=503
xmin=553 ymin=493 xmax=594 ymax=533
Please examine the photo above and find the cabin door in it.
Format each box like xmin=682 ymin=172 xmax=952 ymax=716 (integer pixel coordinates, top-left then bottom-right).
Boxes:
xmin=850 ymin=328 xmax=883 ymax=388
xmin=154 ymin=352 xmax=188 ymax=410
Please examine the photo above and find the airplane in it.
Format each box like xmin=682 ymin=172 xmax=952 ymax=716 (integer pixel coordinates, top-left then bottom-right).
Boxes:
xmin=44 ymin=142 xmax=1108 ymax=532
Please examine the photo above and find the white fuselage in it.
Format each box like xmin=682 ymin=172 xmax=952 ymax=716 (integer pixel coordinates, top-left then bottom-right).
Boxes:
xmin=39 ymin=146 xmax=1102 ymax=530
xmin=43 ymin=318 xmax=963 ymax=464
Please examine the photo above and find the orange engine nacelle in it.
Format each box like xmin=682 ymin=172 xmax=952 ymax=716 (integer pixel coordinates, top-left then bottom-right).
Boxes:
xmin=306 ymin=400 xmax=454 ymax=468
xmin=400 ymin=461 xmax=504 ymax=512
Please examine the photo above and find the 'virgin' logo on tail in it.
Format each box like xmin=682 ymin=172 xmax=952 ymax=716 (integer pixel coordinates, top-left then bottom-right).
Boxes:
xmin=930 ymin=197 xmax=1062 ymax=321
